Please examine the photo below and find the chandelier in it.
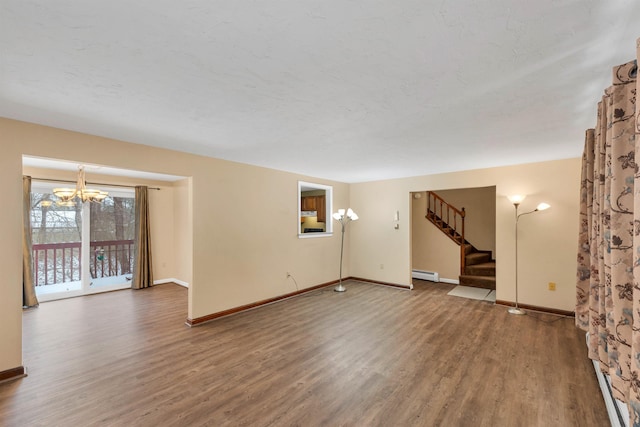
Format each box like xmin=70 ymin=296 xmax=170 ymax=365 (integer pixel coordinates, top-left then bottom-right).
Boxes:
xmin=53 ymin=165 xmax=108 ymax=204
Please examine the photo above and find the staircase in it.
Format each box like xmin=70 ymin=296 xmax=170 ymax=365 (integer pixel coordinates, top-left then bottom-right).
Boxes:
xmin=425 ymin=192 xmax=495 ymax=290
xmin=460 ymin=244 xmax=495 ymax=289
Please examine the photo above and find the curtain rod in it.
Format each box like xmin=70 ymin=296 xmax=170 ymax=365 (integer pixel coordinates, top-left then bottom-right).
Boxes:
xmin=31 ymin=177 xmax=161 ymax=190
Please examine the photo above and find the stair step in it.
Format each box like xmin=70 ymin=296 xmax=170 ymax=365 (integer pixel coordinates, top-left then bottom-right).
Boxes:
xmin=465 ymin=252 xmax=492 ymax=266
xmin=464 ymin=262 xmax=495 ymax=276
xmin=459 ymin=275 xmax=496 ymax=290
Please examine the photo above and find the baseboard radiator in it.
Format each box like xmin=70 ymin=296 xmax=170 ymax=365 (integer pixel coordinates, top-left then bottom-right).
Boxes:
xmin=412 ymin=269 xmax=439 ymax=282
xmin=587 ymin=334 xmax=629 ymax=427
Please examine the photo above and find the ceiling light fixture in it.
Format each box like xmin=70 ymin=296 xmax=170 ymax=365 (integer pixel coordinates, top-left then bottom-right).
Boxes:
xmin=53 ymin=165 xmax=108 ymax=204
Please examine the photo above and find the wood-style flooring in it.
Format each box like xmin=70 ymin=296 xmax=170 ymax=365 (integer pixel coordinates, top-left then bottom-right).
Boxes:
xmin=0 ymin=280 xmax=609 ymax=426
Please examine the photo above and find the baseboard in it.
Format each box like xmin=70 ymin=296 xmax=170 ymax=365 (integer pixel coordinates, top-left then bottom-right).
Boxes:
xmin=0 ymin=366 xmax=26 ymax=384
xmin=495 ymin=300 xmax=575 ymax=317
xmin=349 ymin=277 xmax=413 ymax=290
xmin=186 ymin=276 xmax=414 ymax=327
xmin=439 ymin=278 xmax=459 ymax=285
xmin=186 ymin=279 xmax=341 ymax=326
xmin=154 ymin=278 xmax=189 ymax=288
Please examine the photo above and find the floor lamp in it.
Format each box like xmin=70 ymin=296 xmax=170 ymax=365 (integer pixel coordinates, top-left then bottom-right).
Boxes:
xmin=333 ymin=208 xmax=358 ymax=292
xmin=508 ymin=195 xmax=550 ymax=315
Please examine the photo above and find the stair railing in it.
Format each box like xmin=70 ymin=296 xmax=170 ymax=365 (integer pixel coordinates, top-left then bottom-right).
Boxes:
xmin=425 ymin=191 xmax=466 ymax=275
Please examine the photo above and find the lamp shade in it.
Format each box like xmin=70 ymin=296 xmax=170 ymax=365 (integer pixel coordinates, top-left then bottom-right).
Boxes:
xmin=333 ymin=208 xmax=358 ymax=221
xmin=508 ymin=194 xmax=525 ymax=205
xmin=53 ymin=188 xmax=76 ymax=199
xmin=536 ymin=202 xmax=550 ymax=211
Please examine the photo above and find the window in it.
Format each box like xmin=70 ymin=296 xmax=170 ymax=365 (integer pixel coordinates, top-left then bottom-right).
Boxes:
xmin=298 ymin=181 xmax=333 ymax=237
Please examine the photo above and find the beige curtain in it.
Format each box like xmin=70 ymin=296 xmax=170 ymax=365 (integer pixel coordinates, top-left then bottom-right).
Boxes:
xmin=576 ymin=41 xmax=639 ymax=426
xmin=132 ymin=186 xmax=153 ymax=289
xmin=22 ymin=176 xmax=38 ymax=307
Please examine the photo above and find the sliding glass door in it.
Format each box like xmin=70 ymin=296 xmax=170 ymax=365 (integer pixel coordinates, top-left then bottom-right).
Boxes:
xmin=88 ymin=194 xmax=135 ymax=290
xmin=31 ymin=182 xmax=135 ymax=302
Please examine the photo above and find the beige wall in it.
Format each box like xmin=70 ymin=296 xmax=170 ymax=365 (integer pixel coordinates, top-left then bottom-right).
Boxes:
xmin=1 ymin=136 xmax=23 ymax=377
xmin=149 ymin=183 xmax=176 ymax=282
xmin=173 ymin=177 xmax=192 ymax=287
xmin=0 ymin=117 xmax=349 ymax=374
xmin=350 ymin=158 xmax=581 ymax=312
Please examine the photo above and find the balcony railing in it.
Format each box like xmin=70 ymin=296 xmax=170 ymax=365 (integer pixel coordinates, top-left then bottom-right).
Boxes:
xmin=33 ymin=239 xmax=134 ymax=286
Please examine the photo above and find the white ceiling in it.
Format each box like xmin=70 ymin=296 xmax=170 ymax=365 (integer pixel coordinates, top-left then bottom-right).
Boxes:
xmin=2 ymin=1 xmax=639 ymax=183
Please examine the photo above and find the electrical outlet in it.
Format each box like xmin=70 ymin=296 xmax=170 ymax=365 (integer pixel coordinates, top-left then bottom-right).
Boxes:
xmin=548 ymin=282 xmax=556 ymax=291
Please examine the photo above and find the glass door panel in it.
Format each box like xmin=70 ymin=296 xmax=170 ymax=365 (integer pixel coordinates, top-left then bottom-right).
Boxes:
xmin=30 ymin=191 xmax=83 ymax=300
xmin=88 ymin=191 xmax=135 ymax=291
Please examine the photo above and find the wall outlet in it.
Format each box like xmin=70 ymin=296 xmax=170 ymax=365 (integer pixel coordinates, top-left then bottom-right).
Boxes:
xmin=548 ymin=282 xmax=556 ymax=291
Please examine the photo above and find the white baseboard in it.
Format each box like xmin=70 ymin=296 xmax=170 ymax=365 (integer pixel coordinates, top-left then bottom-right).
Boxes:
xmin=154 ymin=278 xmax=189 ymax=288
xmin=439 ymin=278 xmax=460 ymax=285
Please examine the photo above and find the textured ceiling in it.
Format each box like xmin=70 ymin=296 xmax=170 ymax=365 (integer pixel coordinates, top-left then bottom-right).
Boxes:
xmin=1 ymin=1 xmax=639 ymax=182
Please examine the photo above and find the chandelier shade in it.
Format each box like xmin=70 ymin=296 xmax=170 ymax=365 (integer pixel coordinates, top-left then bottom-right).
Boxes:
xmin=53 ymin=165 xmax=108 ymax=203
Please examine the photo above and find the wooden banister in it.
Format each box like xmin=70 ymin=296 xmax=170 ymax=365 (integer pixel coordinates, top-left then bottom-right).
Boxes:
xmin=425 ymin=191 xmax=467 ymax=275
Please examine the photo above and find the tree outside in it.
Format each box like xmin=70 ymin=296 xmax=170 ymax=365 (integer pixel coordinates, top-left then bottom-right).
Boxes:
xmin=31 ymin=192 xmax=135 ymax=286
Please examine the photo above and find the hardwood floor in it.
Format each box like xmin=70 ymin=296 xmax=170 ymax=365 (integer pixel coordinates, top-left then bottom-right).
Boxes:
xmin=0 ymin=280 xmax=608 ymax=426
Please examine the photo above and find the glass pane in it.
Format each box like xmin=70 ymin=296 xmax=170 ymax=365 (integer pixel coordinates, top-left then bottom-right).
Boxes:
xmin=31 ymin=192 xmax=83 ymax=295
xmin=89 ymin=194 xmax=135 ymax=287
xmin=301 ymin=189 xmax=327 ymax=233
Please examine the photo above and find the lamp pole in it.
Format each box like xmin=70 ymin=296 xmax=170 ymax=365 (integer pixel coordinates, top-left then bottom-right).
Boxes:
xmin=336 ymin=219 xmax=347 ymax=292
xmin=333 ymin=208 xmax=358 ymax=292
xmin=508 ymin=198 xmax=550 ymax=315
xmin=509 ymin=202 xmax=525 ymax=315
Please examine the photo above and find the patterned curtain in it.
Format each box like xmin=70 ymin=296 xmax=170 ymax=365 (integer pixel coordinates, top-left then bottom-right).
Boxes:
xmin=22 ymin=176 xmax=38 ymax=307
xmin=132 ymin=186 xmax=153 ymax=289
xmin=576 ymin=40 xmax=639 ymax=426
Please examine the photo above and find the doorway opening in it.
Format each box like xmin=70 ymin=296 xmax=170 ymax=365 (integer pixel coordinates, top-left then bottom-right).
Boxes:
xmin=410 ymin=186 xmax=496 ymax=300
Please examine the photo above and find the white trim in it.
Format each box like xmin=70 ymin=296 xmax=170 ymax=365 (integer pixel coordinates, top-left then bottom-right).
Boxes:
xmin=298 ymin=232 xmax=333 ymax=239
xmin=411 ymin=270 xmax=459 ymax=285
xmin=154 ymin=278 xmax=189 ymax=288
xmin=412 ymin=269 xmax=439 ymax=282
xmin=587 ymin=333 xmax=629 ymax=427
xmin=592 ymin=360 xmax=626 ymax=427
